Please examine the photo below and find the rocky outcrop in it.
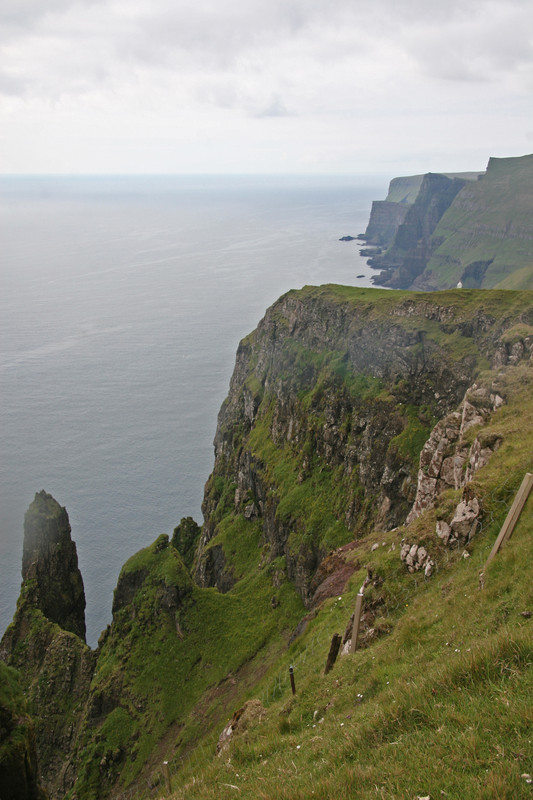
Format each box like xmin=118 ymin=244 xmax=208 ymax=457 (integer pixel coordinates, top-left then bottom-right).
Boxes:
xmin=400 ymin=541 xmax=435 ymax=577
xmin=406 ymin=384 xmax=505 ymax=524
xmin=436 ymin=495 xmax=481 ymax=547
xmin=400 ymin=330 xmax=533 ymax=579
xmin=20 ymin=490 xmax=86 ymax=641
xmin=0 ymin=493 xmax=95 ymax=799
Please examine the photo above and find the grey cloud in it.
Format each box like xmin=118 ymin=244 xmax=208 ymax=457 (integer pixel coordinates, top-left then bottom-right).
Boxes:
xmin=255 ymin=98 xmax=291 ymax=118
xmin=0 ymin=71 xmax=28 ymax=95
xmin=0 ymin=0 xmax=103 ymax=35
xmin=1 ymin=0 xmax=533 ymax=104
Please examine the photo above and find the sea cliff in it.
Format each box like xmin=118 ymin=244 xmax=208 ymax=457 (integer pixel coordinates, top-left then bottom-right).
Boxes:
xmin=1 ymin=283 xmax=532 ymax=799
xmin=363 ymin=154 xmax=533 ymax=291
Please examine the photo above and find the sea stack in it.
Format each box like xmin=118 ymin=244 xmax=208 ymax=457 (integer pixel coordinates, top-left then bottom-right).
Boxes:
xmin=21 ymin=490 xmax=86 ymax=642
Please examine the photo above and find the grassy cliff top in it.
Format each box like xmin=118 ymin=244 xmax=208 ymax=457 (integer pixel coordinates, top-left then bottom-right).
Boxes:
xmin=385 ymin=172 xmax=481 ymax=204
xmin=289 ymin=284 xmax=533 ymax=324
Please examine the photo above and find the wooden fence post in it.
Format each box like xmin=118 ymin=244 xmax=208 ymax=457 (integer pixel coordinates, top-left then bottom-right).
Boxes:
xmin=289 ymin=665 xmax=296 ymax=695
xmin=483 ymin=472 xmax=533 ymax=571
xmin=349 ymin=588 xmax=365 ymax=654
xmin=324 ymin=633 xmax=342 ymax=675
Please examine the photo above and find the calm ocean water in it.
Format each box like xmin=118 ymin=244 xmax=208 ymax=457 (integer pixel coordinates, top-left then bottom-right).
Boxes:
xmin=0 ymin=174 xmax=386 ymax=646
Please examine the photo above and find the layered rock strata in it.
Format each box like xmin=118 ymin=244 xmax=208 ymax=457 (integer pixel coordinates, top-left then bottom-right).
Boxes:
xmin=196 ymin=287 xmax=533 ymax=603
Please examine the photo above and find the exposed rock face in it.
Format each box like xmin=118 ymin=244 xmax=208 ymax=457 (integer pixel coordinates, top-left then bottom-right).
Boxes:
xmin=196 ymin=287 xmax=531 ymax=604
xmin=369 ymin=173 xmax=468 ymax=289
xmin=406 ymin=384 xmax=504 ymax=524
xmin=362 ymin=175 xmax=426 ymax=250
xmin=1 ymin=618 xmax=95 ymax=797
xmin=436 ymin=496 xmax=481 ymax=547
xmin=363 ymin=200 xmax=410 ymax=248
xmin=21 ymin=490 xmax=86 ymax=641
xmin=400 ymin=541 xmax=434 ymax=577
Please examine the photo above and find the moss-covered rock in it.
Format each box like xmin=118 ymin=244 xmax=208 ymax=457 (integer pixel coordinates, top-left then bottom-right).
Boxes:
xmin=21 ymin=490 xmax=86 ymax=641
xmin=0 ymin=662 xmax=47 ymax=800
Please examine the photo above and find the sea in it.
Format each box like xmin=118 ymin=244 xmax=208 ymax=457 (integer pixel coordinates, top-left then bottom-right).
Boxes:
xmin=0 ymin=174 xmax=387 ymax=647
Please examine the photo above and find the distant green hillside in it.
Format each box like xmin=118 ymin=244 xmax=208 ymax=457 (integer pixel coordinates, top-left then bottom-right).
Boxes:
xmin=424 ymin=154 xmax=533 ymax=290
xmin=365 ymin=154 xmax=533 ymax=291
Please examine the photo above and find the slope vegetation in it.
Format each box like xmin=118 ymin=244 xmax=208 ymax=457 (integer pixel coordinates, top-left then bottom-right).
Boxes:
xmin=425 ymin=154 xmax=533 ymax=290
xmin=1 ymin=287 xmax=532 ymax=800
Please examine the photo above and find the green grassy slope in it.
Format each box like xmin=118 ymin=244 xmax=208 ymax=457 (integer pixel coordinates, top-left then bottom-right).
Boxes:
xmin=167 ymin=360 xmax=533 ymax=800
xmin=425 ymin=154 xmax=533 ymax=289
xmin=70 ymin=535 xmax=305 ymax=798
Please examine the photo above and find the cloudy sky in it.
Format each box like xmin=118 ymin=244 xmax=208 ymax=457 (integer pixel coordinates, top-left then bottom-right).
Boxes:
xmin=1 ymin=0 xmax=533 ymax=175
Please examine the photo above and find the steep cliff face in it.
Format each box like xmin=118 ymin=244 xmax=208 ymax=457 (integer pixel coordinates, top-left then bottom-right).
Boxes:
xmin=196 ymin=286 xmax=533 ymax=605
xmin=362 ymin=200 xmax=410 ymax=248
xmin=365 ymin=154 xmax=533 ymax=291
xmin=362 ymin=175 xmax=424 ymax=248
xmin=0 ymin=492 xmax=94 ymax=799
xmin=368 ymin=174 xmax=469 ymax=288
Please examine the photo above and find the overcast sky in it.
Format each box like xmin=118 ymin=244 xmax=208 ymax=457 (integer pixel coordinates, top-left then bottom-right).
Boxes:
xmin=1 ymin=0 xmax=533 ymax=175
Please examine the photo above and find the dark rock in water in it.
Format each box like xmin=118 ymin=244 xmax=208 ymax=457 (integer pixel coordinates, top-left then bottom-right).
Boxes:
xmin=22 ymin=491 xmax=86 ymax=642
xmin=339 ymin=235 xmax=356 ymax=241
xmin=360 ymin=247 xmax=382 ymax=257
xmin=357 ymin=274 xmax=365 ymax=279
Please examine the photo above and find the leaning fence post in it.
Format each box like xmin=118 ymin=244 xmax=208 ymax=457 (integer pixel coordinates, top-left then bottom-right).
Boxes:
xmin=324 ymin=633 xmax=342 ymax=675
xmin=349 ymin=587 xmax=365 ymax=654
xmin=289 ymin=665 xmax=296 ymax=695
xmin=483 ymin=472 xmax=533 ymax=571
xmin=162 ymin=761 xmax=171 ymax=794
